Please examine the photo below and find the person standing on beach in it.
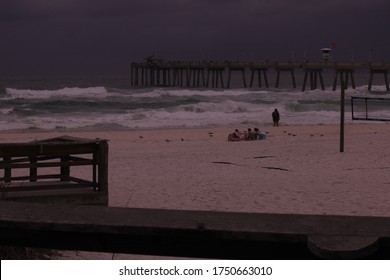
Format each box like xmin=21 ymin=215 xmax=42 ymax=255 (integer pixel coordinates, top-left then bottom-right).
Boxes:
xmin=272 ymin=108 xmax=280 ymax=127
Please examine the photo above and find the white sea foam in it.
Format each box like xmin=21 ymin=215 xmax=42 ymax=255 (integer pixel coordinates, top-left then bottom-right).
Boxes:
xmin=0 ymin=84 xmax=389 ymax=132
xmin=4 ymin=86 xmax=111 ymax=100
xmin=130 ymin=88 xmax=250 ymax=98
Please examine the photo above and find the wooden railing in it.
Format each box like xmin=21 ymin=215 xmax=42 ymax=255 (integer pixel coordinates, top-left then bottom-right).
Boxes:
xmin=1 ymin=201 xmax=390 ymax=259
xmin=0 ymin=136 xmax=108 ymax=205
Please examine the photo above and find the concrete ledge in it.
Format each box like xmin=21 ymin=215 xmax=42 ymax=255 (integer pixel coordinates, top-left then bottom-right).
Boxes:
xmin=0 ymin=201 xmax=390 ymax=259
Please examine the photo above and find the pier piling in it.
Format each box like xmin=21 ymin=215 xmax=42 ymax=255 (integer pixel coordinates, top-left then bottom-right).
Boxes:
xmin=302 ymin=63 xmax=325 ymax=91
xmin=275 ymin=63 xmax=296 ymax=88
xmin=172 ymin=63 xmax=188 ymax=87
xmin=368 ymin=63 xmax=390 ymax=91
xmin=227 ymin=63 xmax=247 ymax=88
xmin=188 ymin=64 xmax=206 ymax=87
xmin=250 ymin=63 xmax=269 ymax=88
xmin=333 ymin=63 xmax=356 ymax=91
xmin=207 ymin=64 xmax=225 ymax=88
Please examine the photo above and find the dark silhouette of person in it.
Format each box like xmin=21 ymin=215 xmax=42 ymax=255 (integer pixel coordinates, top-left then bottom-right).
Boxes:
xmin=272 ymin=108 xmax=280 ymax=127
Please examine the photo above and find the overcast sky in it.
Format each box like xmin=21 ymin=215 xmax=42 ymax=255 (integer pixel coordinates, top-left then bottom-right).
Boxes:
xmin=1 ymin=0 xmax=389 ymax=75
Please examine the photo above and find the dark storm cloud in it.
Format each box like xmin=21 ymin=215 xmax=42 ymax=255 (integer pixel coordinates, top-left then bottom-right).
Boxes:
xmin=0 ymin=0 xmax=389 ymax=75
xmin=0 ymin=0 xmax=386 ymax=19
xmin=2 ymin=0 xmax=385 ymax=22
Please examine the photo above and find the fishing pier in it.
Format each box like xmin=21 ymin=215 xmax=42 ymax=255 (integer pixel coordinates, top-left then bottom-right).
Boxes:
xmin=130 ymin=60 xmax=390 ymax=91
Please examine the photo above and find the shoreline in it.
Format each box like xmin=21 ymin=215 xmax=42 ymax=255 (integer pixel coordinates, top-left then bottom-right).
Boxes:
xmin=0 ymin=121 xmax=384 ymax=135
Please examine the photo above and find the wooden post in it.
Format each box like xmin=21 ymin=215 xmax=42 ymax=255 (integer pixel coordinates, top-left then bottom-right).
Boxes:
xmin=207 ymin=66 xmax=224 ymax=88
xmin=385 ymin=71 xmax=390 ymax=91
xmin=302 ymin=68 xmax=325 ymax=92
xmin=368 ymin=71 xmax=374 ymax=91
xmin=340 ymin=73 xmax=345 ymax=153
xmin=219 ymin=69 xmax=224 ymax=88
xmin=227 ymin=68 xmax=232 ymax=88
xmin=173 ymin=67 xmax=182 ymax=86
xmin=29 ymin=156 xmax=37 ymax=182
xmin=206 ymin=69 xmax=210 ymax=87
xmin=250 ymin=69 xmax=267 ymax=87
xmin=60 ymin=156 xmax=70 ymax=181
xmin=201 ymin=69 xmax=206 ymax=87
xmin=250 ymin=69 xmax=255 ymax=87
xmin=92 ymin=151 xmax=97 ymax=190
xmin=227 ymin=64 xmax=246 ymax=88
xmin=291 ymin=69 xmax=296 ymax=88
xmin=97 ymin=141 xmax=108 ymax=193
xmin=4 ymin=157 xmax=11 ymax=183
xmin=250 ymin=65 xmax=269 ymax=88
xmin=188 ymin=67 xmax=205 ymax=88
xmin=142 ymin=64 xmax=145 ymax=86
xmin=275 ymin=64 xmax=296 ymax=88
xmin=275 ymin=69 xmax=281 ymax=88
xmin=242 ymin=69 xmax=247 ymax=88
xmin=333 ymin=66 xmax=356 ymax=91
xmin=368 ymin=65 xmax=390 ymax=91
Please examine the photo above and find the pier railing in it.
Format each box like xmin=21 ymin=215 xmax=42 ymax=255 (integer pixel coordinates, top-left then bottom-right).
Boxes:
xmin=130 ymin=61 xmax=390 ymax=91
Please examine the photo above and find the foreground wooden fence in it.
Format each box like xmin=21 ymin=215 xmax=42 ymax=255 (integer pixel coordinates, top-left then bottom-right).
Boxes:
xmin=0 ymin=201 xmax=390 ymax=259
xmin=0 ymin=136 xmax=108 ymax=205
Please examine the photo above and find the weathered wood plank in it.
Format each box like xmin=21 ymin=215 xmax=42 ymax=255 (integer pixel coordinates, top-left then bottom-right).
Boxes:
xmin=0 ymin=137 xmax=108 ymax=205
xmin=0 ymin=181 xmax=93 ymax=192
xmin=0 ymin=159 xmax=93 ymax=170
xmin=0 ymin=143 xmax=96 ymax=157
xmin=0 ymin=201 xmax=390 ymax=259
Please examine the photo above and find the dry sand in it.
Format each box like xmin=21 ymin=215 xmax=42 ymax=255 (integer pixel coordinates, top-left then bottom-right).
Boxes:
xmin=2 ymin=123 xmax=390 ymax=259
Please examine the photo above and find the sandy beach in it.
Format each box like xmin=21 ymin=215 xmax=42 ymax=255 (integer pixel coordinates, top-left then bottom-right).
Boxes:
xmin=2 ymin=123 xmax=390 ymax=259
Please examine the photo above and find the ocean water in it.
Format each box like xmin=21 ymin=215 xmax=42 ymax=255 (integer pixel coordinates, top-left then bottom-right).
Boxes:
xmin=0 ymin=70 xmax=389 ymax=132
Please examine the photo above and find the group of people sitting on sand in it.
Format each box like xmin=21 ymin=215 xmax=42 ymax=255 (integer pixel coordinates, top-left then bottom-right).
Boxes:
xmin=227 ymin=108 xmax=279 ymax=141
xmin=228 ymin=128 xmax=267 ymax=141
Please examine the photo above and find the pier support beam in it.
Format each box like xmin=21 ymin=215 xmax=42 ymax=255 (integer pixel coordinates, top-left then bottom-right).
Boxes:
xmin=172 ymin=64 xmax=188 ymax=87
xmin=333 ymin=63 xmax=356 ymax=91
xmin=275 ymin=63 xmax=296 ymax=88
xmin=155 ymin=64 xmax=172 ymax=87
xmin=130 ymin=63 xmax=141 ymax=87
xmin=250 ymin=64 xmax=269 ymax=88
xmin=227 ymin=64 xmax=247 ymax=88
xmin=368 ymin=64 xmax=390 ymax=91
xmin=207 ymin=64 xmax=225 ymax=88
xmin=302 ymin=64 xmax=325 ymax=91
xmin=188 ymin=64 xmax=206 ymax=87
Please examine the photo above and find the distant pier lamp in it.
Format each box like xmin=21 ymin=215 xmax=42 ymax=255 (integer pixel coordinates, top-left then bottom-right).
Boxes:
xmin=321 ymin=48 xmax=332 ymax=63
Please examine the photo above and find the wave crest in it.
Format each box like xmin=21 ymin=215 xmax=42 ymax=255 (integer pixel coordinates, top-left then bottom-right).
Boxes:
xmin=4 ymin=86 xmax=109 ymax=100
